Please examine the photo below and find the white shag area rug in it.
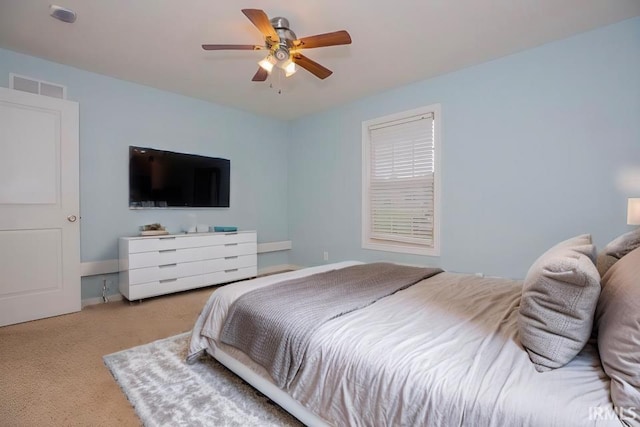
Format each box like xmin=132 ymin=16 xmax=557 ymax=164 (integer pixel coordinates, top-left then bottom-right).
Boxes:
xmin=103 ymin=333 xmax=302 ymax=427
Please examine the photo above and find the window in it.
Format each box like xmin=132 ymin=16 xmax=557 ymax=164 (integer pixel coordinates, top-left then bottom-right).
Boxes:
xmin=361 ymin=105 xmax=441 ymax=256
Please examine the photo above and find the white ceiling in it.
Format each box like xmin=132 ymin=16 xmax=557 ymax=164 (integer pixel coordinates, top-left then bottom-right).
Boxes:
xmin=1 ymin=1 xmax=639 ymax=120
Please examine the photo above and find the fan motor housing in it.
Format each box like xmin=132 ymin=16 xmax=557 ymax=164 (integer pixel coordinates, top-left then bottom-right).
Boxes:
xmin=270 ymin=17 xmax=289 ymax=30
xmin=270 ymin=16 xmax=297 ymax=49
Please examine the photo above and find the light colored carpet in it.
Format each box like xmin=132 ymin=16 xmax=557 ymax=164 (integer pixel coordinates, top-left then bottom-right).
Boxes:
xmin=104 ymin=333 xmax=301 ymax=427
xmin=0 ymin=287 xmax=218 ymax=426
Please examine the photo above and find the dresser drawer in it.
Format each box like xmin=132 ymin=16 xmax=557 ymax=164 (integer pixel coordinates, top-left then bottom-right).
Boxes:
xmin=128 ymin=247 xmax=201 ymax=269
xmin=201 ymin=254 xmax=257 ymax=275
xmin=201 ymin=242 xmax=257 ymax=260
xmin=213 ymin=233 xmax=257 ymax=245
xmin=128 ymin=235 xmax=209 ymax=253
xmin=127 ymin=260 xmax=205 ymax=285
xmin=127 ymin=275 xmax=204 ymax=300
xmin=201 ymin=266 xmax=257 ymax=286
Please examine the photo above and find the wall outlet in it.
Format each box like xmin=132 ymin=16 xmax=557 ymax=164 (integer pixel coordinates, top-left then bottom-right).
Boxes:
xmin=323 ymin=251 xmax=329 ymax=261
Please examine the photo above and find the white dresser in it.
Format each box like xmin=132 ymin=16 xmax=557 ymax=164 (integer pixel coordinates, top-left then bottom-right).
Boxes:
xmin=118 ymin=231 xmax=257 ymax=300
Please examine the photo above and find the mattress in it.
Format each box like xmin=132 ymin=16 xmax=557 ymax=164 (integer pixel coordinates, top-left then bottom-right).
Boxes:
xmin=189 ymin=262 xmax=621 ymax=426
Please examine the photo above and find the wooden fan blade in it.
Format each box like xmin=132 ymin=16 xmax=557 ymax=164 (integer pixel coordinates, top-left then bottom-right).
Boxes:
xmin=202 ymin=44 xmax=264 ymax=51
xmin=292 ymin=54 xmax=333 ymax=79
xmin=251 ymin=67 xmax=269 ymax=82
xmin=293 ymin=30 xmax=352 ymax=49
xmin=241 ymin=9 xmax=279 ymax=43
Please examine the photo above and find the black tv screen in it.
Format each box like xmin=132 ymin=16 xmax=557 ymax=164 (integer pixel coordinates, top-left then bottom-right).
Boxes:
xmin=129 ymin=146 xmax=230 ymax=208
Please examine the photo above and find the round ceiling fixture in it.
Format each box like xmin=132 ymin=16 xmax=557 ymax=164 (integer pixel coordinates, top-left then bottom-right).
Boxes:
xmin=49 ymin=5 xmax=77 ymax=23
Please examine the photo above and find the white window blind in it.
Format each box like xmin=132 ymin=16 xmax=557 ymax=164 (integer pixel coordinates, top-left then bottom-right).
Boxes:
xmin=367 ymin=113 xmax=435 ymax=247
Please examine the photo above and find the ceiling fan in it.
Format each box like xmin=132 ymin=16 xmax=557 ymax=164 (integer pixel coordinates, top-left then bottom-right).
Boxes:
xmin=202 ymin=9 xmax=352 ymax=82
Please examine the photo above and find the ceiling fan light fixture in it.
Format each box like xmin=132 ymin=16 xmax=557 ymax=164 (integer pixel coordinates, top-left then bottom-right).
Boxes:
xmin=201 ymin=9 xmax=352 ymax=82
xmin=258 ymin=56 xmax=276 ymax=73
xmin=283 ymin=61 xmax=297 ymax=77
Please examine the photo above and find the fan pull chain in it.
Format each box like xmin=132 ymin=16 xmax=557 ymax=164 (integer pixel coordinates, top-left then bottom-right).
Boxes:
xmin=269 ymin=83 xmax=281 ymax=95
xmin=269 ymin=68 xmax=283 ymax=94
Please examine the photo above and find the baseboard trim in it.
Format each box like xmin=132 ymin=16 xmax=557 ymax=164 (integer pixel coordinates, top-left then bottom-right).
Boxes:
xmin=257 ymin=264 xmax=300 ymax=276
xmin=81 ymin=293 xmax=123 ymax=308
xmin=81 ymin=240 xmax=292 ymax=277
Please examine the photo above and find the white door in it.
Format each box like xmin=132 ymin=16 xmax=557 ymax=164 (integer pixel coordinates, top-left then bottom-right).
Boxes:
xmin=0 ymin=87 xmax=80 ymax=327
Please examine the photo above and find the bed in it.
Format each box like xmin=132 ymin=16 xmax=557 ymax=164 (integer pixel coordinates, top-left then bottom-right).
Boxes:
xmin=188 ymin=247 xmax=634 ymax=427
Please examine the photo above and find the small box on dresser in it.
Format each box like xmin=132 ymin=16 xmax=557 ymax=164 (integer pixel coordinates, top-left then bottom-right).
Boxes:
xmin=119 ymin=231 xmax=257 ymax=300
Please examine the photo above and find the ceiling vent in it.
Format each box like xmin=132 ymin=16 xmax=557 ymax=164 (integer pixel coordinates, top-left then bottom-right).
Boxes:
xmin=10 ymin=73 xmax=67 ymax=99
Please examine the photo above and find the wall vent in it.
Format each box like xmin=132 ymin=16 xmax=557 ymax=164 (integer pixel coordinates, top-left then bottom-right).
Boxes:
xmin=10 ymin=73 xmax=67 ymax=99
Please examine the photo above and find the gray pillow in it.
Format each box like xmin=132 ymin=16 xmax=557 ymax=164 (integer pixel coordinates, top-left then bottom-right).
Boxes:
xmin=596 ymin=252 xmax=619 ymax=278
xmin=596 ymin=246 xmax=640 ymax=423
xmin=604 ymin=228 xmax=640 ymax=259
xmin=518 ymin=234 xmax=601 ymax=372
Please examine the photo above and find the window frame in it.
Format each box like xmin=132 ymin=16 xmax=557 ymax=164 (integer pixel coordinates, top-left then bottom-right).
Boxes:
xmin=361 ymin=104 xmax=442 ymax=256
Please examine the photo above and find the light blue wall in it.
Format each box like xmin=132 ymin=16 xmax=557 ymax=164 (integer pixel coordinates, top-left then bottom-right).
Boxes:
xmin=0 ymin=48 xmax=290 ymax=298
xmin=2 ymin=17 xmax=639 ymax=296
xmin=288 ymin=17 xmax=640 ymax=279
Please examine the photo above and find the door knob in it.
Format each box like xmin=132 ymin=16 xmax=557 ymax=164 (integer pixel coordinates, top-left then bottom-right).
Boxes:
xmin=67 ymin=215 xmax=77 ymax=222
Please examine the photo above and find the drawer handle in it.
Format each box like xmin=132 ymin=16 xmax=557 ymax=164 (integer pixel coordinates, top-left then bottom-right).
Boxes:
xmin=225 ymin=256 xmax=238 ymax=260
xmin=159 ymin=263 xmax=177 ymax=268
xmin=159 ymin=278 xmax=177 ymax=283
xmin=159 ymin=236 xmax=176 ymax=240
xmin=225 ymin=268 xmax=238 ymax=273
xmin=224 ymin=243 xmax=238 ymax=247
xmin=225 ymin=232 xmax=238 ymax=235
xmin=159 ymin=249 xmax=177 ymax=253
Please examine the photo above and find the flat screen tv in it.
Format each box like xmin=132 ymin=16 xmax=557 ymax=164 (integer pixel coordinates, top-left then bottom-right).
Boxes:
xmin=129 ymin=146 xmax=230 ymax=208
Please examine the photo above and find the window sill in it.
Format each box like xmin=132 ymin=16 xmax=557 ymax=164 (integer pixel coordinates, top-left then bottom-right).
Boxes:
xmin=362 ymin=241 xmax=440 ymax=257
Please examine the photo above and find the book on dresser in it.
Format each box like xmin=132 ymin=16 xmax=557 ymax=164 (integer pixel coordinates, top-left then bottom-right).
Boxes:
xmin=118 ymin=231 xmax=257 ymax=300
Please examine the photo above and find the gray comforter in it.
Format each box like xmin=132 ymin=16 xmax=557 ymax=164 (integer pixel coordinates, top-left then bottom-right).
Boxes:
xmin=220 ymin=262 xmax=442 ymax=388
xmin=189 ymin=262 xmax=622 ymax=426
